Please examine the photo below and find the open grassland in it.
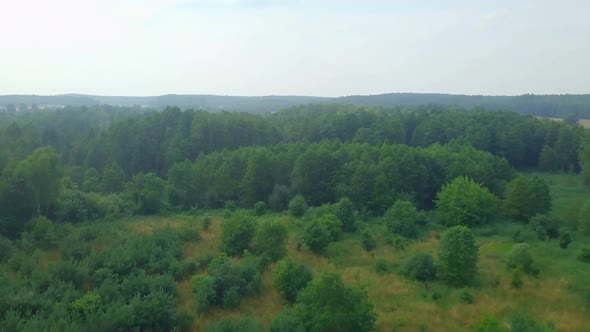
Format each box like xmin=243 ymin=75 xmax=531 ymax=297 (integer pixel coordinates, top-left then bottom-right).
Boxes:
xmin=536 ymin=116 xmax=590 ymax=128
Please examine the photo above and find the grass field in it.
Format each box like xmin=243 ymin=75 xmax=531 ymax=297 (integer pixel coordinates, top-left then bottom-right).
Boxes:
xmin=9 ymin=173 xmax=590 ymax=331
xmin=536 ymin=116 xmax=590 ymax=128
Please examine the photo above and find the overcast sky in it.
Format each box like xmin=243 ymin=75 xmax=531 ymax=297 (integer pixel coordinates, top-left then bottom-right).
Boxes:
xmin=1 ymin=0 xmax=589 ymax=97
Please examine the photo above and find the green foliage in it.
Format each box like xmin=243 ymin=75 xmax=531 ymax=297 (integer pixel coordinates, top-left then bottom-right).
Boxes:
xmin=225 ymin=200 xmax=237 ymax=212
xmin=401 ymin=253 xmax=437 ymax=282
xmin=374 ymin=258 xmax=392 ymax=274
xmin=25 ymin=216 xmax=57 ymax=249
xmin=436 ymin=177 xmax=498 ymax=227
xmin=334 ymin=197 xmax=356 ymax=232
xmin=204 ymin=317 xmax=262 ymax=332
xmin=438 ymin=225 xmax=479 ymax=286
xmin=510 ymin=313 xmax=555 ymax=332
xmin=71 ymin=292 xmax=102 ymax=317
xmin=101 ymin=162 xmax=126 ymax=193
xmin=272 ymin=258 xmax=313 ymax=303
xmin=202 ymin=215 xmax=212 ymax=230
xmin=302 ymin=214 xmax=341 ymax=254
xmin=220 ymin=212 xmax=256 ymax=256
xmin=167 ymin=161 xmax=198 ymax=210
xmin=128 ymin=173 xmax=166 ymax=214
xmin=254 ymin=201 xmax=266 ymax=216
xmin=0 ymin=235 xmax=14 ymax=262
xmin=384 ymin=200 xmax=419 ymax=238
xmin=507 ymin=243 xmax=538 ymax=276
xmin=577 ymin=248 xmax=590 ymax=263
xmin=289 ymin=194 xmax=308 ymax=218
xmin=459 ymin=288 xmax=474 ymax=304
xmin=504 ymin=175 xmax=552 ymax=222
xmin=175 ymin=308 xmax=194 ymax=332
xmin=360 ymin=229 xmax=376 ymax=252
xmin=511 ymin=266 xmax=524 ymax=288
xmin=14 ymin=146 xmax=63 ymax=215
xmin=578 ymin=199 xmax=590 ymax=235
xmin=253 ymin=220 xmax=288 ymax=262
xmin=473 ymin=315 xmax=507 ymax=332
xmin=179 ymin=221 xmax=201 ymax=242
xmin=191 ymin=274 xmax=216 ymax=313
xmin=269 ymin=185 xmax=291 ymax=212
xmin=269 ymin=307 xmax=305 ymax=332
xmin=529 ymin=214 xmax=560 ymax=240
xmin=295 ymin=272 xmax=377 ymax=332
xmin=559 ymin=231 xmax=572 ymax=249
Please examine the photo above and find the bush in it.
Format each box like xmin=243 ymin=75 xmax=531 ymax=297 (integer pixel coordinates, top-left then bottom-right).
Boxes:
xmin=272 ymin=258 xmax=313 ymax=303
xmin=473 ymin=315 xmax=506 ymax=332
xmin=222 ymin=286 xmax=241 ymax=309
xmin=506 ymin=243 xmax=537 ymax=275
xmin=387 ymin=234 xmax=409 ymax=250
xmin=436 ymin=177 xmax=498 ymax=227
xmin=334 ymin=197 xmax=355 ymax=232
xmin=269 ymin=185 xmax=291 ymax=212
xmin=511 ymin=266 xmax=524 ymax=289
xmin=191 ymin=274 xmax=216 ymax=313
xmin=202 ymin=215 xmax=212 ymax=230
xmin=529 ymin=214 xmax=560 ymax=240
xmin=225 ymin=200 xmax=237 ymax=212
xmin=384 ymin=200 xmax=419 ymax=238
xmin=360 ymin=229 xmax=376 ymax=252
xmin=254 ymin=201 xmax=266 ymax=216
xmin=253 ymin=220 xmax=288 ymax=263
xmin=220 ymin=212 xmax=256 ymax=257
xmin=302 ymin=217 xmax=338 ymax=254
xmin=578 ymin=248 xmax=590 ymax=263
xmin=375 ymin=258 xmax=391 ymax=274
xmin=179 ymin=222 xmax=201 ymax=242
xmin=0 ymin=236 xmax=14 ymax=262
xmin=510 ymin=313 xmax=555 ymax=332
xmin=459 ymin=288 xmax=474 ymax=304
xmin=288 ymin=195 xmax=308 ymax=218
xmin=269 ymin=307 xmax=304 ymax=332
xmin=438 ymin=225 xmax=479 ymax=287
xmin=559 ymin=231 xmax=572 ymax=249
xmin=401 ymin=253 xmax=437 ymax=282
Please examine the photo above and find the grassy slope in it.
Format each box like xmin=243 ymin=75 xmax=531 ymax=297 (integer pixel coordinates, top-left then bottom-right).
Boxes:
xmin=17 ymin=173 xmax=590 ymax=331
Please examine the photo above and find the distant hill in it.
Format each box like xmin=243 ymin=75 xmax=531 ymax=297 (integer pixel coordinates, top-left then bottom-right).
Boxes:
xmin=1 ymin=93 xmax=590 ymax=117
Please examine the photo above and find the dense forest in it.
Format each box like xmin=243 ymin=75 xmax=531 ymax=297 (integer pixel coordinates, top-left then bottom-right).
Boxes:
xmin=1 ymin=104 xmax=590 ymax=331
xmin=3 ymin=93 xmax=590 ymax=118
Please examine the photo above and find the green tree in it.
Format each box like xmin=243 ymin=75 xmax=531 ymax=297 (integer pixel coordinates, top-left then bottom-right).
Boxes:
xmin=241 ymin=149 xmax=274 ymax=207
xmin=289 ymin=194 xmax=308 ymax=218
xmin=101 ymin=162 xmax=126 ymax=193
xmin=473 ymin=315 xmax=507 ymax=332
xmin=253 ymin=220 xmax=288 ymax=262
xmin=129 ymin=173 xmax=166 ymax=214
xmin=269 ymin=185 xmax=291 ymax=212
xmin=538 ymin=145 xmax=560 ymax=172
xmin=507 ymin=243 xmax=536 ymax=275
xmin=220 ymin=212 xmax=257 ymax=256
xmin=14 ymin=146 xmax=63 ymax=215
xmin=302 ymin=214 xmax=342 ymax=254
xmin=384 ymin=200 xmax=419 ymax=238
xmin=401 ymin=253 xmax=437 ymax=282
xmin=191 ymin=274 xmax=216 ymax=313
xmin=82 ymin=167 xmax=100 ymax=192
xmin=436 ymin=177 xmax=498 ymax=227
xmin=272 ymin=258 xmax=313 ymax=303
xmin=529 ymin=176 xmax=552 ymax=216
xmin=334 ymin=197 xmax=355 ymax=232
xmin=438 ymin=225 xmax=479 ymax=286
xmin=579 ymin=140 xmax=590 ymax=187
xmin=295 ymin=272 xmax=377 ymax=332
xmin=503 ymin=175 xmax=533 ymax=221
xmin=254 ymin=201 xmax=266 ymax=216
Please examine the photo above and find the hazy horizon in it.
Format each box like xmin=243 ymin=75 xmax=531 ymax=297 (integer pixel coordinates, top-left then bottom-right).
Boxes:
xmin=2 ymin=0 xmax=590 ymax=97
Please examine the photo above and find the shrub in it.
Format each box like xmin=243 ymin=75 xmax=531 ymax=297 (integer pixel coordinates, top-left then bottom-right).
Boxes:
xmin=401 ymin=253 xmax=437 ymax=282
xmin=559 ymin=231 xmax=571 ymax=249
xmin=191 ymin=274 xmax=216 ymax=313
xmin=334 ymin=197 xmax=355 ymax=232
xmin=578 ymin=248 xmax=590 ymax=263
xmin=459 ymin=288 xmax=474 ymax=304
xmin=360 ymin=229 xmax=376 ymax=252
xmin=179 ymin=222 xmax=201 ymax=242
xmin=387 ymin=234 xmax=408 ymax=250
xmin=269 ymin=185 xmax=291 ymax=212
xmin=253 ymin=220 xmax=288 ymax=263
xmin=269 ymin=307 xmax=304 ymax=332
xmin=0 ymin=236 xmax=14 ymax=262
xmin=529 ymin=214 xmax=560 ymax=240
xmin=220 ymin=212 xmax=256 ymax=257
xmin=511 ymin=266 xmax=524 ymax=289
xmin=384 ymin=200 xmax=419 ymax=238
xmin=436 ymin=177 xmax=498 ymax=227
xmin=375 ymin=258 xmax=391 ymax=274
xmin=288 ymin=195 xmax=308 ymax=218
xmin=302 ymin=217 xmax=338 ymax=254
xmin=578 ymin=199 xmax=590 ymax=235
xmin=202 ymin=215 xmax=212 ymax=230
xmin=222 ymin=286 xmax=241 ymax=309
xmin=510 ymin=313 xmax=555 ymax=332
xmin=254 ymin=201 xmax=266 ymax=216
xmin=225 ymin=200 xmax=237 ymax=212
xmin=203 ymin=317 xmax=262 ymax=332
xmin=506 ymin=243 xmax=536 ymax=275
xmin=473 ymin=315 xmax=506 ymax=332
xmin=438 ymin=225 xmax=479 ymax=286
xmin=272 ymin=258 xmax=313 ymax=303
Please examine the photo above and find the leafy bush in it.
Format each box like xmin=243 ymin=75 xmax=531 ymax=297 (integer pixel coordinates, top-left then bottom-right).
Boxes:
xmin=202 ymin=215 xmax=212 ymax=230
xmin=559 ymin=231 xmax=572 ymax=249
xmin=179 ymin=221 xmax=201 ymax=242
xmin=506 ymin=243 xmax=537 ymax=275
xmin=511 ymin=266 xmax=524 ymax=289
xmin=272 ymin=258 xmax=313 ymax=303
xmin=401 ymin=253 xmax=437 ymax=282
xmin=175 ymin=308 xmax=194 ymax=332
xmin=0 ymin=236 xmax=14 ymax=262
xmin=360 ymin=229 xmax=376 ymax=252
xmin=220 ymin=212 xmax=256 ymax=257
xmin=254 ymin=201 xmax=266 ymax=216
xmin=203 ymin=317 xmax=262 ymax=332
xmin=384 ymin=200 xmax=419 ymax=238
xmin=288 ymin=195 xmax=308 ymax=218
xmin=375 ymin=258 xmax=391 ymax=274
xmin=225 ymin=200 xmax=237 ymax=212
xmin=269 ymin=185 xmax=291 ymax=212
xmin=334 ymin=197 xmax=355 ymax=232
xmin=269 ymin=307 xmax=305 ymax=332
xmin=438 ymin=225 xmax=479 ymax=286
xmin=191 ymin=274 xmax=216 ymax=313
xmin=473 ymin=315 xmax=506 ymax=332
xmin=253 ymin=220 xmax=288 ymax=263
xmin=459 ymin=288 xmax=474 ymax=304
xmin=510 ymin=313 xmax=555 ymax=332
xmin=577 ymin=248 xmax=590 ymax=263
xmin=529 ymin=214 xmax=559 ymax=240
xmin=436 ymin=177 xmax=498 ymax=227
xmin=302 ymin=215 xmax=341 ymax=254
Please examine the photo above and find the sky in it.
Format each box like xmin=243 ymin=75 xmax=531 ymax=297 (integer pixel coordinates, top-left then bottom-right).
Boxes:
xmin=1 ymin=0 xmax=589 ymax=97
